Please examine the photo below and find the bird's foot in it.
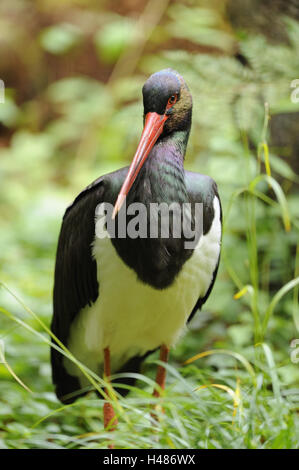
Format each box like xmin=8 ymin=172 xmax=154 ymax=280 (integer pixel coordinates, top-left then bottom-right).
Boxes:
xmin=151 ymin=402 xmax=165 ymax=423
xmin=151 ymin=344 xmax=169 ymax=423
xmin=103 ymin=401 xmax=118 ymax=449
xmin=103 ymin=401 xmax=118 ymax=430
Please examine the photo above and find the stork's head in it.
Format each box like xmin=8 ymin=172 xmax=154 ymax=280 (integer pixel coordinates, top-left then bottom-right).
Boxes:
xmin=112 ymin=69 xmax=192 ymax=218
xmin=142 ymin=68 xmax=192 ymax=136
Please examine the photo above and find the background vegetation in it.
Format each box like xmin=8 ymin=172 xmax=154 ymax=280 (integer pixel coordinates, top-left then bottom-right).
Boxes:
xmin=0 ymin=0 xmax=298 ymax=449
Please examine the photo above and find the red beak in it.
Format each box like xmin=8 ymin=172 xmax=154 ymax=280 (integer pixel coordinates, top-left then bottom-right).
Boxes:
xmin=112 ymin=112 xmax=168 ymax=219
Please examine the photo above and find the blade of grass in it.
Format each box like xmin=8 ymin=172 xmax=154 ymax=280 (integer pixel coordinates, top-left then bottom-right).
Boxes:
xmin=0 ymin=284 xmax=128 ymax=422
xmin=262 ymin=277 xmax=299 ymax=334
xmin=293 ymin=243 xmax=299 ymax=333
xmin=184 ymin=349 xmax=256 ymax=385
xmin=260 ymin=343 xmax=281 ymax=402
xmin=249 ymin=174 xmax=291 ymax=232
xmin=0 ymin=345 xmax=32 ymax=393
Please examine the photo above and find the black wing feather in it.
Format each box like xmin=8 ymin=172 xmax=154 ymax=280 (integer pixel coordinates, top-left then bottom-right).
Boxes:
xmin=51 ymin=179 xmax=105 ymax=402
xmin=185 ymin=171 xmax=222 ymax=323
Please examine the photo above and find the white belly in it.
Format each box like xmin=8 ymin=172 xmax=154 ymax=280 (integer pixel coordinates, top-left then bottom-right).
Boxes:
xmin=65 ymin=197 xmax=221 ymax=385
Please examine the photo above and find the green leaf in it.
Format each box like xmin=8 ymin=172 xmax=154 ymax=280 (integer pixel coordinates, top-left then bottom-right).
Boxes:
xmin=40 ymin=23 xmax=82 ymax=55
xmin=94 ymin=17 xmax=136 ymax=64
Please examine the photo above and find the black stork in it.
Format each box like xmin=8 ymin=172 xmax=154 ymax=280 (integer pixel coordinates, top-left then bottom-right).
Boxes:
xmin=51 ymin=69 xmax=222 ymax=431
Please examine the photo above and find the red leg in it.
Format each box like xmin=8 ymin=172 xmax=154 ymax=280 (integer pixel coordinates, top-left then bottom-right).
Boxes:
xmin=103 ymin=347 xmax=118 ymax=433
xmin=152 ymin=344 xmax=169 ymax=421
xmin=153 ymin=344 xmax=169 ymax=398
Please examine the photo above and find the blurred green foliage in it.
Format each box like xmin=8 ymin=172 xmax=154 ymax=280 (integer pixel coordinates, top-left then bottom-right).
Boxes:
xmin=0 ymin=0 xmax=298 ymax=449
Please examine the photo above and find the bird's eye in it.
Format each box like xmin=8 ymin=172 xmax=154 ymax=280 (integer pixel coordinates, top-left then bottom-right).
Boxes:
xmin=167 ymin=95 xmax=177 ymax=107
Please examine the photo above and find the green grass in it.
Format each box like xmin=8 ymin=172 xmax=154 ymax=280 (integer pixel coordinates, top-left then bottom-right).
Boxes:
xmin=0 ymin=326 xmax=298 ymax=449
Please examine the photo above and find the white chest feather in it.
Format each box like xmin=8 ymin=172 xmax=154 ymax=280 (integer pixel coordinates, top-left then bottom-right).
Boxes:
xmin=65 ymin=197 xmax=221 ymax=383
